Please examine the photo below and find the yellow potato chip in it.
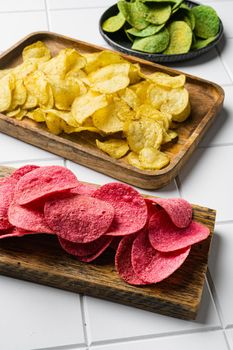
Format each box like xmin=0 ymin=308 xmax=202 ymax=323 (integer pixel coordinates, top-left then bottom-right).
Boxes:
xmin=112 ymin=97 xmax=135 ymax=122
xmin=44 ymin=112 xmax=63 ymax=135
xmin=24 ymin=70 xmax=53 ymax=108
xmin=10 ymin=79 xmax=27 ymax=110
xmin=139 ymin=147 xmax=170 ymax=170
xmin=147 ymin=84 xmax=169 ymax=109
xmin=14 ymin=109 xmax=27 ymax=121
xmin=128 ymin=63 xmax=141 ymax=85
xmin=130 ymin=80 xmax=151 ymax=104
xmin=13 ymin=61 xmax=37 ymax=80
xmin=22 ymin=41 xmax=51 ymax=63
xmin=22 ymin=93 xmax=38 ymax=110
xmin=72 ymin=90 xmax=108 ymax=124
xmin=143 ymin=72 xmax=186 ymax=88
xmin=162 ymin=129 xmax=178 ymax=143
xmin=160 ymin=87 xmax=190 ymax=122
xmin=43 ymin=108 xmax=79 ymax=127
xmin=135 ymin=104 xmax=172 ymax=129
xmin=6 ymin=108 xmax=27 ymax=121
xmin=48 ymin=76 xmax=80 ymax=110
xmin=62 ymin=123 xmax=100 ymax=134
xmin=6 ymin=108 xmax=21 ymax=117
xmin=92 ymin=100 xmax=124 ymax=134
xmin=83 ymin=50 xmax=126 ymax=74
xmin=39 ymin=48 xmax=86 ymax=79
xmin=124 ymin=117 xmax=163 ymax=153
xmin=26 ymin=108 xmax=46 ymax=122
xmin=0 ymin=68 xmax=12 ymax=80
xmin=96 ymin=139 xmax=129 ymax=159
xmin=0 ymin=74 xmax=15 ymax=112
xmin=127 ymin=152 xmax=144 ymax=170
xmin=88 ymin=63 xmax=130 ymax=94
xmin=119 ymin=87 xmax=140 ymax=111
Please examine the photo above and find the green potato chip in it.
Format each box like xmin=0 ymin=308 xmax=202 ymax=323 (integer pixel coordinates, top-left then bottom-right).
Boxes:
xmin=124 ymin=28 xmax=134 ymax=42
xmin=191 ymin=35 xmax=218 ymax=50
xmin=172 ymin=0 xmax=184 ymax=13
xmin=164 ymin=21 xmax=192 ymax=54
xmin=132 ymin=27 xmax=169 ymax=53
xmin=127 ymin=24 xmax=164 ymax=37
xmin=118 ymin=0 xmax=149 ymax=30
xmin=172 ymin=5 xmax=195 ymax=30
xmin=191 ymin=5 xmax=219 ymax=39
xmin=146 ymin=4 xmax=172 ymax=25
xmin=102 ymin=11 xmax=126 ymax=32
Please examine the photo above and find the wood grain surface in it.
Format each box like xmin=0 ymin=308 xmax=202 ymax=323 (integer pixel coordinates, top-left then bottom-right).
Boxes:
xmin=0 ymin=166 xmax=216 ymax=320
xmin=0 ymin=31 xmax=224 ymax=189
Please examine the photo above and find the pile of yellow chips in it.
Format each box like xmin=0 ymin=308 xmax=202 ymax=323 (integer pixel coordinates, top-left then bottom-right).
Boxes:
xmin=0 ymin=41 xmax=191 ymax=171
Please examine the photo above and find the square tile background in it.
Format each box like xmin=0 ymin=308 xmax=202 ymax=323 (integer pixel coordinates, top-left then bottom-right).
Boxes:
xmin=0 ymin=1 xmax=233 ymax=349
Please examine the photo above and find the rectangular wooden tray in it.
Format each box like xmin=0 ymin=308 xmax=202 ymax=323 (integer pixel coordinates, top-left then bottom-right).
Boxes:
xmin=0 ymin=31 xmax=224 ymax=189
xmin=0 ymin=166 xmax=216 ymax=320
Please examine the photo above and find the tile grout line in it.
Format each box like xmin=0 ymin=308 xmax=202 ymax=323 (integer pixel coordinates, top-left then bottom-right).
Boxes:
xmin=216 ymin=43 xmax=233 ymax=85
xmin=89 ymin=327 xmax=223 ymax=348
xmin=0 ymin=157 xmax=63 ymax=165
xmin=80 ymin=295 xmax=91 ymax=348
xmin=0 ymin=8 xmax=47 ymax=14
xmin=206 ymin=269 xmax=226 ymax=329
xmin=48 ymin=6 xmax=110 ymax=12
xmin=198 ymin=142 xmax=233 ymax=150
xmin=44 ymin=0 xmax=51 ymax=31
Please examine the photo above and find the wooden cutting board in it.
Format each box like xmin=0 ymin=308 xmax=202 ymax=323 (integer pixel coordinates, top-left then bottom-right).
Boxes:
xmin=0 ymin=166 xmax=216 ymax=320
xmin=0 ymin=31 xmax=224 ymax=190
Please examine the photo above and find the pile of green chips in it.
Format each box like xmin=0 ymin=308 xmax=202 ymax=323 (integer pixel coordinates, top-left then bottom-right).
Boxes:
xmin=102 ymin=0 xmax=220 ymax=54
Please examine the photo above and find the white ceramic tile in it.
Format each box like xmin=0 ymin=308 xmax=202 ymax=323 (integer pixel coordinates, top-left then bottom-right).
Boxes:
xmin=84 ymin=281 xmax=220 ymax=344
xmin=199 ymin=85 xmax=233 ymax=147
xmin=66 ymin=160 xmax=179 ymax=197
xmin=226 ymin=329 xmax=233 ymax=350
xmin=204 ymin=1 xmax=233 ymax=38
xmin=219 ymin=38 xmax=233 ymax=83
xmin=91 ymin=330 xmax=228 ymax=350
xmin=208 ymin=223 xmax=233 ymax=327
xmin=178 ymin=145 xmax=233 ymax=222
xmin=0 ymin=133 xmax=61 ymax=162
xmin=49 ymin=8 xmax=111 ymax=48
xmin=169 ymin=48 xmax=231 ymax=86
xmin=48 ymin=0 xmax=116 ymax=10
xmin=0 ymin=0 xmax=45 ymax=12
xmin=0 ymin=11 xmax=48 ymax=52
xmin=0 ymin=276 xmax=85 ymax=350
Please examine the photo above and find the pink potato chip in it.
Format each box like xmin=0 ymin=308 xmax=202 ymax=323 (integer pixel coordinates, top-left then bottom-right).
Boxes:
xmin=71 ymin=182 xmax=97 ymax=196
xmin=148 ymin=210 xmax=210 ymax=252
xmin=8 ymin=200 xmax=53 ymax=234
xmin=115 ymin=234 xmax=149 ymax=285
xmin=132 ymin=230 xmax=191 ymax=284
xmin=146 ymin=197 xmax=192 ymax=228
xmin=93 ymin=183 xmax=148 ymax=236
xmin=0 ymin=227 xmax=35 ymax=239
xmin=10 ymin=165 xmax=40 ymax=181
xmin=58 ymin=235 xmax=113 ymax=262
xmin=14 ymin=166 xmax=79 ymax=205
xmin=0 ymin=177 xmax=17 ymax=230
xmin=44 ymin=194 xmax=115 ymax=243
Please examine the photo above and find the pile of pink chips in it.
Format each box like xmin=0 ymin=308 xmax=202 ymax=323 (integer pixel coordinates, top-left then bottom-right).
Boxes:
xmin=0 ymin=165 xmax=210 ymax=285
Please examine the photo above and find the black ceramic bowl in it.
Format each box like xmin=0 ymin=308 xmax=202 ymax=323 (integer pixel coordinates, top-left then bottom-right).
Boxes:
xmin=99 ymin=0 xmax=224 ymax=63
